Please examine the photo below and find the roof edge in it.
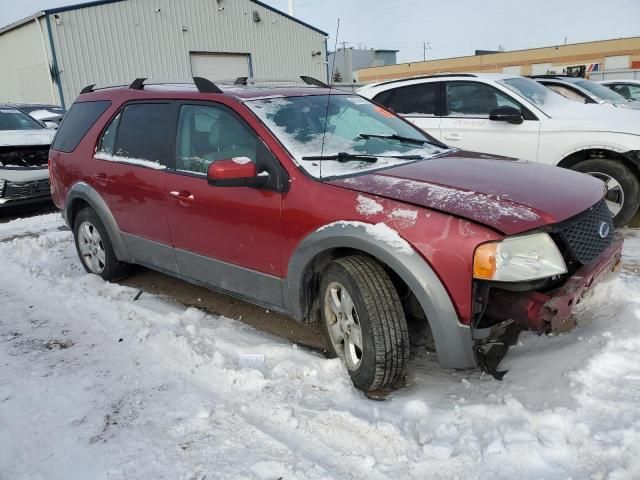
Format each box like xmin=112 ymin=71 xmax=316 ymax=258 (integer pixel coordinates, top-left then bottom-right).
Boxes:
xmin=44 ymin=0 xmax=128 ymax=15
xmin=250 ymin=0 xmax=327 ymax=36
xmin=0 ymin=12 xmax=44 ymax=35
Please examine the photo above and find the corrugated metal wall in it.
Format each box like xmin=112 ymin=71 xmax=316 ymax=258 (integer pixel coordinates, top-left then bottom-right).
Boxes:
xmin=47 ymin=0 xmax=327 ymax=104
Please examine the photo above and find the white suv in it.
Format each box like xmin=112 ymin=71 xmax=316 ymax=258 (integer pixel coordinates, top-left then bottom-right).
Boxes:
xmin=358 ymin=73 xmax=640 ymax=226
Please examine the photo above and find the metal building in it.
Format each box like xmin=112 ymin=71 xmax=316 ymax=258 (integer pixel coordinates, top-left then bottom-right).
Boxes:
xmin=328 ymin=47 xmax=398 ymax=83
xmin=0 ymin=0 xmax=328 ymax=108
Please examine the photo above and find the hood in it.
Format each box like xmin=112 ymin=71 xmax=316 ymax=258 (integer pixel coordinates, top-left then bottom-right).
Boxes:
xmin=328 ymin=151 xmax=605 ymax=235
xmin=548 ymin=103 xmax=640 ymax=135
xmin=0 ymin=129 xmax=55 ymax=147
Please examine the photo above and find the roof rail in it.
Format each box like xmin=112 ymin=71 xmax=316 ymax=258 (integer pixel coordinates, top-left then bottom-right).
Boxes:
xmin=129 ymin=78 xmax=147 ymax=90
xmin=193 ymin=77 xmax=223 ymax=93
xmin=373 ymin=73 xmax=477 ymax=87
xmin=234 ymin=76 xmax=248 ymax=85
xmin=529 ymin=74 xmax=570 ymax=79
xmin=79 ymin=84 xmax=95 ymax=94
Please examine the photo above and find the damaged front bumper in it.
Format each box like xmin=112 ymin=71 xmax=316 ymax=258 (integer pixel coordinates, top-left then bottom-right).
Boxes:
xmin=473 ymin=236 xmax=624 ymax=378
xmin=0 ymin=167 xmax=51 ymax=208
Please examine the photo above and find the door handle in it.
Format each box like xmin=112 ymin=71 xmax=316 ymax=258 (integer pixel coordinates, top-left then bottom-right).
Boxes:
xmin=169 ymin=190 xmax=195 ymax=201
xmin=443 ymin=133 xmax=461 ymax=141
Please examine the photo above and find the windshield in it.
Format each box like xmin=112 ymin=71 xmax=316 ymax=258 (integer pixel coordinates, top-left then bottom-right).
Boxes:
xmin=498 ymin=77 xmax=575 ymax=117
xmin=574 ymin=79 xmax=629 ymax=103
xmin=246 ymin=94 xmax=448 ymax=179
xmin=0 ymin=108 xmax=44 ymax=131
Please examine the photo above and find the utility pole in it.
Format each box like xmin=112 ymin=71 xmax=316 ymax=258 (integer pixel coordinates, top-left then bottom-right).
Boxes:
xmin=423 ymin=42 xmax=431 ymax=61
xmin=342 ymin=41 xmax=348 ymax=83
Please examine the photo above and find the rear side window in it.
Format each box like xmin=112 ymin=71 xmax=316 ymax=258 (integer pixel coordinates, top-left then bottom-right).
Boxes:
xmin=51 ymin=100 xmax=111 ymax=152
xmin=374 ymin=83 xmax=440 ymax=115
xmin=113 ymin=103 xmax=173 ymax=165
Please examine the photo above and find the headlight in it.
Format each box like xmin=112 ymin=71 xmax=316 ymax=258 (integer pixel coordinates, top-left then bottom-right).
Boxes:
xmin=473 ymin=232 xmax=567 ymax=282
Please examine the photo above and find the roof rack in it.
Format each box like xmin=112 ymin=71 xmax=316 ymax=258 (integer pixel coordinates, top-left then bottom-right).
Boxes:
xmin=79 ymin=77 xmax=224 ymax=95
xmin=372 ymin=73 xmax=477 ymax=87
xmin=129 ymin=78 xmax=147 ymax=90
xmin=231 ymin=76 xmax=329 ymax=88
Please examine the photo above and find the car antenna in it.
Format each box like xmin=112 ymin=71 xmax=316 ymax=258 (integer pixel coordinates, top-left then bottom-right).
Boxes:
xmin=319 ymin=18 xmax=340 ymax=180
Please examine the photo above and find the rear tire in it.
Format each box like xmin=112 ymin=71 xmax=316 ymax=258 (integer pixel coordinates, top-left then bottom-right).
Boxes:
xmin=320 ymin=255 xmax=409 ymax=392
xmin=73 ymin=207 xmax=130 ymax=281
xmin=572 ymin=159 xmax=640 ymax=227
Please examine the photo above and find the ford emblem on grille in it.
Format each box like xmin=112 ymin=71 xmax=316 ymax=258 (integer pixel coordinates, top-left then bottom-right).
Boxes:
xmin=599 ymin=221 xmax=610 ymax=239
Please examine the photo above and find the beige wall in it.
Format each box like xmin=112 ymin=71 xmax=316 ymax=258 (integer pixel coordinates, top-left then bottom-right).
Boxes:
xmin=0 ymin=18 xmax=57 ymax=103
xmin=357 ymin=37 xmax=640 ymax=83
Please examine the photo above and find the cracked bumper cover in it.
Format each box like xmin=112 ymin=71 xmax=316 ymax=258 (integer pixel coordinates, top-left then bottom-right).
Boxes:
xmin=485 ymin=236 xmax=624 ymax=334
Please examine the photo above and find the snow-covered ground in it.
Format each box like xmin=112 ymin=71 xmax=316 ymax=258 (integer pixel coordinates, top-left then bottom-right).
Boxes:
xmin=1 ymin=213 xmax=639 ymax=480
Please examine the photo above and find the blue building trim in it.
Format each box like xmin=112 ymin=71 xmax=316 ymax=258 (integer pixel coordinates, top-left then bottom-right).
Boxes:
xmin=45 ymin=14 xmax=66 ymax=109
xmin=250 ymin=0 xmax=327 ymax=36
xmin=44 ymin=0 xmax=127 ymax=15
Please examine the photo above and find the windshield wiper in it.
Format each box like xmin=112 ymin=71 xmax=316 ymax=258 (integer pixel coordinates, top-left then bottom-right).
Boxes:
xmin=301 ymin=152 xmax=424 ymax=163
xmin=357 ymin=133 xmax=428 ymax=145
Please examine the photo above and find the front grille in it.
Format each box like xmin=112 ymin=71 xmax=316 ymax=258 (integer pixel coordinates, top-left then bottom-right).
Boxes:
xmin=2 ymin=179 xmax=50 ymax=200
xmin=554 ymin=200 xmax=613 ymax=265
xmin=0 ymin=146 xmax=49 ymax=168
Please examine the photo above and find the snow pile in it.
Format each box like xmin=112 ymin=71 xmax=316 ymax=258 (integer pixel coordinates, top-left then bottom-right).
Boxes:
xmin=1 ymin=214 xmax=640 ymax=479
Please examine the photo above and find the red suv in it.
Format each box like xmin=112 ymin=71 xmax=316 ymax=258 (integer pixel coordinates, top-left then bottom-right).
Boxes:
xmin=49 ymin=77 xmax=623 ymax=392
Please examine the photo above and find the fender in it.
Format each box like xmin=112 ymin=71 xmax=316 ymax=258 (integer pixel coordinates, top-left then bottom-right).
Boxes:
xmin=64 ymin=182 xmax=130 ymax=261
xmin=284 ymin=222 xmax=476 ymax=369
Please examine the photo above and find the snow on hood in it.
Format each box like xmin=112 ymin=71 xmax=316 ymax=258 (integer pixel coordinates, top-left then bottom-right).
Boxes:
xmin=330 ymin=152 xmax=606 ymax=235
xmin=0 ymin=129 xmax=55 ymax=147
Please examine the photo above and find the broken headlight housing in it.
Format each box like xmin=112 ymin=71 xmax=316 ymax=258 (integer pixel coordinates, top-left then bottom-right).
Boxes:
xmin=473 ymin=232 xmax=567 ymax=282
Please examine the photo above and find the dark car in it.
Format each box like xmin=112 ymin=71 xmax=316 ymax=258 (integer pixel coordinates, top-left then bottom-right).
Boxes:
xmin=49 ymin=77 xmax=622 ymax=392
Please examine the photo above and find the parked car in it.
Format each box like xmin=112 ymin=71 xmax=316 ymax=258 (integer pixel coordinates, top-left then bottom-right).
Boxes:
xmin=530 ymin=75 xmax=640 ymax=110
xmin=12 ymin=103 xmax=66 ymax=128
xmin=358 ymin=73 xmax=640 ymax=226
xmin=49 ymin=78 xmax=622 ymax=392
xmin=0 ymin=105 xmax=55 ymax=209
xmin=598 ymin=79 xmax=640 ymax=101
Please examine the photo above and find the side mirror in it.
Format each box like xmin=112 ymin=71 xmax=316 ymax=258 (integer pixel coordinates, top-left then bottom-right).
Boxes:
xmin=207 ymin=157 xmax=268 ymax=188
xmin=489 ymin=106 xmax=523 ymax=125
xmin=43 ymin=121 xmax=59 ymax=129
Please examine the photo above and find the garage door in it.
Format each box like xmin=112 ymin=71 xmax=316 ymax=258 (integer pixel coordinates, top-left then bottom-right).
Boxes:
xmin=189 ymin=53 xmax=250 ymax=81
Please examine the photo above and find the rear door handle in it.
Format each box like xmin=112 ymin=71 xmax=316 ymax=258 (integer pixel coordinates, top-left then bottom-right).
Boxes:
xmin=443 ymin=133 xmax=461 ymax=141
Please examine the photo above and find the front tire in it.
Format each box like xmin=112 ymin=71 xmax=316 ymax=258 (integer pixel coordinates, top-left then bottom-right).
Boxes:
xmin=73 ymin=208 xmax=130 ymax=281
xmin=320 ymin=256 xmax=409 ymax=392
xmin=572 ymin=159 xmax=640 ymax=227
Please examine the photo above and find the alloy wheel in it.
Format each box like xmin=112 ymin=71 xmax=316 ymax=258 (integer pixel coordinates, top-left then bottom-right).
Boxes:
xmin=323 ymin=281 xmax=363 ymax=370
xmin=77 ymin=221 xmax=106 ymax=274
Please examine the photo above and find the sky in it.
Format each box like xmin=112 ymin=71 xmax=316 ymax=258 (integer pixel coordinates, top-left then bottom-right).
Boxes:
xmin=2 ymin=0 xmax=639 ymax=63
